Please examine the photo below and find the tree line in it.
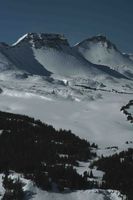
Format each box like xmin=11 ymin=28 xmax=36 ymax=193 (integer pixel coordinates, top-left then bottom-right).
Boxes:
xmin=0 ymin=110 xmax=97 ymax=191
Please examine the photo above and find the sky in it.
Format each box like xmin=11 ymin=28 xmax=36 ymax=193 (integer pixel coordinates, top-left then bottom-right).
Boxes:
xmin=0 ymin=0 xmax=133 ymax=52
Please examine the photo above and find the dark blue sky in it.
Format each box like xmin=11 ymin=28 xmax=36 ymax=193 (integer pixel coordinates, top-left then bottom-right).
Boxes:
xmin=1 ymin=0 xmax=133 ymax=52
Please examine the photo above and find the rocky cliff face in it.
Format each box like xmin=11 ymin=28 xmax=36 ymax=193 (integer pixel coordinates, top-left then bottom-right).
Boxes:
xmin=12 ymin=33 xmax=70 ymax=49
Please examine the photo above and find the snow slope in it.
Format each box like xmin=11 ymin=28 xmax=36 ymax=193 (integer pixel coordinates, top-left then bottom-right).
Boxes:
xmin=0 ymin=78 xmax=132 ymax=148
xmin=2 ymin=41 xmax=51 ymax=76
xmin=0 ymin=33 xmax=128 ymax=81
xmin=74 ymin=35 xmax=133 ymax=79
xmin=31 ymin=188 xmax=126 ymax=200
xmin=0 ymin=172 xmax=126 ymax=200
xmin=0 ymin=43 xmax=16 ymax=72
xmin=4 ymin=33 xmax=97 ymax=77
xmin=0 ymin=172 xmax=127 ymax=200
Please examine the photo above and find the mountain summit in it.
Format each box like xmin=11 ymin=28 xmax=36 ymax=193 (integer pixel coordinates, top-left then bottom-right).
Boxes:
xmin=0 ymin=33 xmax=132 ymax=80
xmin=12 ymin=33 xmax=69 ymax=49
xmin=76 ymin=35 xmax=118 ymax=51
xmin=74 ymin=35 xmax=133 ymax=79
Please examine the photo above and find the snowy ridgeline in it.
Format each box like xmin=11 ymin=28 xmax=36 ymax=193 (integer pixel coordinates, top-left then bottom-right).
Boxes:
xmin=74 ymin=35 xmax=133 ymax=79
xmin=0 ymin=32 xmax=133 ymax=80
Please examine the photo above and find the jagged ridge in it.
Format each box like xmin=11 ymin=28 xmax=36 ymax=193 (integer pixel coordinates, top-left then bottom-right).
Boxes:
xmin=12 ymin=32 xmax=70 ymax=48
xmin=0 ymin=33 xmax=132 ymax=80
xmin=74 ymin=34 xmax=133 ymax=79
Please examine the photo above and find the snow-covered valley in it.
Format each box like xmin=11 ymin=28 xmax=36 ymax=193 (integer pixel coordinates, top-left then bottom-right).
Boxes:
xmin=0 ymin=83 xmax=132 ymax=148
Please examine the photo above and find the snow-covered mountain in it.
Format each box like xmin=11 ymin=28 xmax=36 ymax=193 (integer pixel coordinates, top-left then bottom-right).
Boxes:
xmin=0 ymin=33 xmax=129 ymax=81
xmin=74 ymin=35 xmax=133 ymax=79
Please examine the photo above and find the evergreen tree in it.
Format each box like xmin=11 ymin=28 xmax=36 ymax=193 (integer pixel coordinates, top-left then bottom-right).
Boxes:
xmin=89 ymin=170 xmax=94 ymax=178
xmin=2 ymin=172 xmax=24 ymax=200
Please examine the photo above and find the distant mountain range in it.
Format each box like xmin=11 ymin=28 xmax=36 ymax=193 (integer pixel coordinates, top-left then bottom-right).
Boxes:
xmin=0 ymin=33 xmax=132 ymax=81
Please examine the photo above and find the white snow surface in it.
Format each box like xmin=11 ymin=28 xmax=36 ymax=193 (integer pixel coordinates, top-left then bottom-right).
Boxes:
xmin=0 ymin=33 xmax=130 ymax=80
xmin=12 ymin=33 xmax=28 ymax=46
xmin=30 ymin=189 xmax=126 ymax=200
xmin=0 ymin=173 xmax=126 ymax=200
xmin=0 ymin=75 xmax=132 ymax=148
xmin=0 ymin=174 xmax=5 ymax=199
xmin=74 ymin=35 xmax=133 ymax=78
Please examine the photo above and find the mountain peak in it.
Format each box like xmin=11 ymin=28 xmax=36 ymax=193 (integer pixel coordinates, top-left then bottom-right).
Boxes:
xmin=76 ymin=34 xmax=118 ymax=51
xmin=89 ymin=34 xmax=110 ymax=41
xmin=74 ymin=34 xmax=133 ymax=79
xmin=12 ymin=32 xmax=69 ymax=48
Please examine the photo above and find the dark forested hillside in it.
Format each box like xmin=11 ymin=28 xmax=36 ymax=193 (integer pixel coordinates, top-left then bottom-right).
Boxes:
xmin=121 ymin=100 xmax=133 ymax=123
xmin=0 ymin=110 xmax=132 ymax=199
xmin=92 ymin=149 xmax=133 ymax=200
xmin=0 ymin=111 xmax=97 ymax=191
